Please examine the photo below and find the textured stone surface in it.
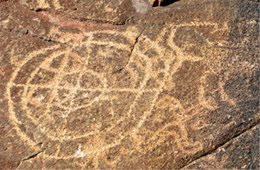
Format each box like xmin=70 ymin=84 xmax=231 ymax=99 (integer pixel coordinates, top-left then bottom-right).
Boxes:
xmin=183 ymin=125 xmax=260 ymax=169
xmin=17 ymin=0 xmax=150 ymax=24
xmin=0 ymin=0 xmax=259 ymax=169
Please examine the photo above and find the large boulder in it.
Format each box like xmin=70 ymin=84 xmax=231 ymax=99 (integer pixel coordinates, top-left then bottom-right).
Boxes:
xmin=0 ymin=0 xmax=259 ymax=169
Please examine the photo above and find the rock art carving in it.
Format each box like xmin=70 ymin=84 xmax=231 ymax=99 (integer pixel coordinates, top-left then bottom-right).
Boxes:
xmin=7 ymin=21 xmax=230 ymax=164
xmin=1 ymin=0 xmax=258 ymax=169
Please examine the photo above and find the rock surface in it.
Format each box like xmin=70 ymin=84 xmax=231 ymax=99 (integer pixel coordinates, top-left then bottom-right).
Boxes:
xmin=183 ymin=124 xmax=260 ymax=169
xmin=0 ymin=0 xmax=259 ymax=169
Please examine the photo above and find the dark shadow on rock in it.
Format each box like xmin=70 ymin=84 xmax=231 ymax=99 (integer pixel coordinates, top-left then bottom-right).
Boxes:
xmin=152 ymin=0 xmax=180 ymax=7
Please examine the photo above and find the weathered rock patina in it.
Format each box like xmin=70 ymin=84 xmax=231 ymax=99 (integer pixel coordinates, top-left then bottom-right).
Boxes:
xmin=0 ymin=0 xmax=259 ymax=169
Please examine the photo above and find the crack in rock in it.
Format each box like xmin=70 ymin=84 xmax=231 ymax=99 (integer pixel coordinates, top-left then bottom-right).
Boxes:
xmin=17 ymin=149 xmax=45 ymax=169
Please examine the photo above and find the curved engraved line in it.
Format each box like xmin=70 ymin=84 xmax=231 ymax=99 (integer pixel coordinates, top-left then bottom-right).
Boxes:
xmin=22 ymin=50 xmax=69 ymax=122
xmin=166 ymin=24 xmax=203 ymax=62
xmin=32 ymin=31 xmax=151 ymax=143
xmin=7 ymin=47 xmax=98 ymax=144
xmin=157 ymin=24 xmax=206 ymax=153
xmin=169 ymin=22 xmax=228 ymax=50
xmin=8 ymin=23 xmax=213 ymax=159
xmin=125 ymin=40 xmax=154 ymax=117
xmin=11 ymin=40 xmax=130 ymax=142
xmin=44 ymin=51 xmax=70 ymax=119
xmin=61 ymin=49 xmax=92 ymax=119
xmin=80 ymin=34 xmax=160 ymax=146
xmin=15 ymin=84 xmax=158 ymax=93
xmin=130 ymin=26 xmax=183 ymax=137
xmin=21 ymin=51 xmax=104 ymax=141
xmin=20 ymin=50 xmax=72 ymax=141
xmin=41 ymin=51 xmax=76 ymax=139
xmin=7 ymin=28 xmax=145 ymax=159
xmin=55 ymin=22 xmax=224 ymax=159
xmin=7 ymin=45 xmax=60 ymax=148
xmin=197 ymin=73 xmax=218 ymax=110
xmin=177 ymin=125 xmax=203 ymax=154
xmin=131 ymin=54 xmax=177 ymax=136
xmin=130 ymin=24 xmax=208 ymax=153
xmin=20 ymin=49 xmax=70 ymax=131
xmin=218 ymin=81 xmax=237 ymax=107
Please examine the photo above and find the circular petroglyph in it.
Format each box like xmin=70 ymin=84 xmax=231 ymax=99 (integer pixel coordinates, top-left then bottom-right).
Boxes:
xmin=7 ymin=22 xmax=228 ymax=159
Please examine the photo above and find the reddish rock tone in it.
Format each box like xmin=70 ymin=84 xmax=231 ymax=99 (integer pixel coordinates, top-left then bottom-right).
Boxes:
xmin=0 ymin=0 xmax=259 ymax=169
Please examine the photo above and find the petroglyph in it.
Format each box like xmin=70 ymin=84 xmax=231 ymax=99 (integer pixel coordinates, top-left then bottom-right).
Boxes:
xmin=5 ymin=17 xmax=240 ymax=168
xmin=1 ymin=0 xmax=259 ymax=169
